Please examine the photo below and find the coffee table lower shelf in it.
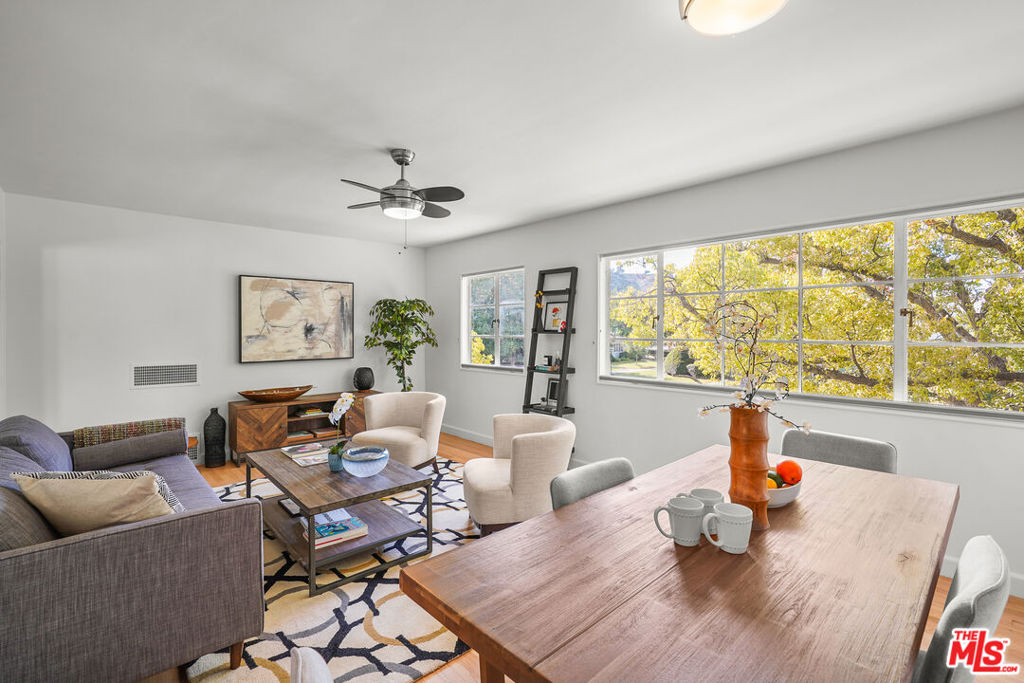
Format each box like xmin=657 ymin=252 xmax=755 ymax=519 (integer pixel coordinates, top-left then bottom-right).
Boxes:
xmin=261 ymin=494 xmax=431 ymax=595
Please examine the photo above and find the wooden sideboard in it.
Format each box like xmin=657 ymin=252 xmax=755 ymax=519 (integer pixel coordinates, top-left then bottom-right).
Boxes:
xmin=227 ymin=390 xmax=378 ymax=464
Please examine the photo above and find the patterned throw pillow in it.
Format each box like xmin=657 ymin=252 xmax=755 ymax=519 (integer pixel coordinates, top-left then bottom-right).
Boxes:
xmin=10 ymin=470 xmax=185 ymax=536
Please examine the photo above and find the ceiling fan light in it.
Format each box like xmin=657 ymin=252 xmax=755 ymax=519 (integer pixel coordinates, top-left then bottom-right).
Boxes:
xmin=380 ymin=195 xmax=425 ymax=220
xmin=681 ymin=0 xmax=788 ymax=36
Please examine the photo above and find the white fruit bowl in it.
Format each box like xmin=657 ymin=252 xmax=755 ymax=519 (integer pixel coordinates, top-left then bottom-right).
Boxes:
xmin=767 ymin=480 xmax=801 ymax=508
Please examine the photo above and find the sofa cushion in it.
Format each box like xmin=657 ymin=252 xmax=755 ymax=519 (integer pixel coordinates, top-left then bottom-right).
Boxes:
xmin=1 ymin=446 xmax=45 ymax=490
xmin=72 ymin=429 xmax=187 ymax=471
xmin=0 ymin=415 xmax=72 ymax=471
xmin=0 ymin=485 xmax=58 ymax=550
xmin=111 ymin=455 xmax=221 ymax=511
xmin=11 ymin=471 xmax=178 ymax=536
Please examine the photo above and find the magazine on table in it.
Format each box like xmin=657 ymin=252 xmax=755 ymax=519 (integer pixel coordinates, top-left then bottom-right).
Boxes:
xmin=292 ymin=454 xmax=328 ymax=467
xmin=281 ymin=442 xmax=329 ymax=457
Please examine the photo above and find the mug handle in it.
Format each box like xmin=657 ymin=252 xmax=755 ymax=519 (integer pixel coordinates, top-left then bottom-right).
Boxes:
xmin=703 ymin=512 xmax=723 ymax=547
xmin=654 ymin=506 xmax=674 ymax=538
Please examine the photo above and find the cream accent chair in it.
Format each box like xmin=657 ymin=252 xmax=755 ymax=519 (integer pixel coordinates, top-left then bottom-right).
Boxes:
xmin=349 ymin=392 xmax=446 ymax=472
xmin=464 ymin=414 xmax=576 ymax=535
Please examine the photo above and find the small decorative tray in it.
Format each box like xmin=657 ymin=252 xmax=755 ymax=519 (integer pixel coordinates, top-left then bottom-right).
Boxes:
xmin=238 ymin=385 xmax=313 ymax=403
xmin=343 ymin=446 xmax=389 ymax=462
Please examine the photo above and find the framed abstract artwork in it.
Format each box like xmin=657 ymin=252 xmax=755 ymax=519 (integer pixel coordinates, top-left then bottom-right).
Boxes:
xmin=239 ymin=275 xmax=354 ymax=363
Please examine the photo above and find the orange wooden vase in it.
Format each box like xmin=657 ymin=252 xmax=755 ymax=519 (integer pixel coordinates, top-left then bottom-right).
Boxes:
xmin=728 ymin=406 xmax=770 ymax=531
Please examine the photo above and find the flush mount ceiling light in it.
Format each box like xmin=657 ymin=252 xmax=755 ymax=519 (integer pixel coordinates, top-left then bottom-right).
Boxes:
xmin=680 ymin=0 xmax=788 ymax=36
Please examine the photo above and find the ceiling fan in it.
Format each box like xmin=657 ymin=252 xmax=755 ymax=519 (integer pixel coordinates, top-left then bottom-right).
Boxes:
xmin=341 ymin=148 xmax=465 ymax=220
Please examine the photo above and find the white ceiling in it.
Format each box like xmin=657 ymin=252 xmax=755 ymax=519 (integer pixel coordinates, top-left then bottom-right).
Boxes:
xmin=2 ymin=1 xmax=1024 ymax=247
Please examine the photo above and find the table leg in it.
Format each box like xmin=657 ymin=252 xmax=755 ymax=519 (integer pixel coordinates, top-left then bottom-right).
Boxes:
xmin=425 ymin=481 xmax=434 ymax=555
xmin=307 ymin=512 xmax=317 ymax=597
xmin=245 ymin=462 xmax=252 ymax=498
xmin=480 ymin=655 xmax=504 ymax=683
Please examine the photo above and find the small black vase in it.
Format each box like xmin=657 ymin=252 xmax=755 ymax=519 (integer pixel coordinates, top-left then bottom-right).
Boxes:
xmin=353 ymin=367 xmax=375 ymax=391
xmin=203 ymin=407 xmax=227 ymax=468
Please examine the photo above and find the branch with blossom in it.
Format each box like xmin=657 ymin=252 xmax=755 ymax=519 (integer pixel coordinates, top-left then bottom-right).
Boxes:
xmin=328 ymin=393 xmax=356 ymax=454
xmin=694 ymin=300 xmax=810 ymax=433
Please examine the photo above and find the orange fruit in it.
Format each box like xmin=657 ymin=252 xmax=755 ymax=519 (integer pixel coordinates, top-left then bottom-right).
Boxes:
xmin=766 ymin=478 xmax=778 ymax=489
xmin=776 ymin=460 xmax=802 ymax=485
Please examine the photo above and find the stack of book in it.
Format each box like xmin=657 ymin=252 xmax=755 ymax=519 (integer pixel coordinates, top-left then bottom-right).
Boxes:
xmin=299 ymin=508 xmax=368 ymax=549
xmin=294 ymin=407 xmax=328 ymax=418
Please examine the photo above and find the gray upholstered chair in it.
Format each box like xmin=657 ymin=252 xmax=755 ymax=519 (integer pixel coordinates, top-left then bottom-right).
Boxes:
xmin=912 ymin=535 xmax=1010 ymax=683
xmin=550 ymin=457 xmax=635 ymax=510
xmin=780 ymin=428 xmax=897 ymax=473
xmin=350 ymin=392 xmax=446 ymax=472
xmin=463 ymin=414 xmax=575 ymax=535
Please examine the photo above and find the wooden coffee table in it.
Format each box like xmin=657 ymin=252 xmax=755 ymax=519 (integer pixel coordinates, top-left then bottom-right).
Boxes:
xmin=245 ymin=442 xmax=433 ymax=597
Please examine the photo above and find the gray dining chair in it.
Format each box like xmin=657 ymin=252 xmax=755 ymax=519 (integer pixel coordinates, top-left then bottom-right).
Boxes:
xmin=780 ymin=428 xmax=897 ymax=473
xmin=912 ymin=535 xmax=1010 ymax=683
xmin=550 ymin=457 xmax=635 ymax=510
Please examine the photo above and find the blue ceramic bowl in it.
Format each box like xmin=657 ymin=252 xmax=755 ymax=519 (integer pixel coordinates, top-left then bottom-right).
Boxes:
xmin=341 ymin=446 xmax=389 ymax=477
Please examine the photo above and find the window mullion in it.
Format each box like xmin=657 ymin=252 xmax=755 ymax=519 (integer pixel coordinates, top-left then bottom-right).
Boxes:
xmin=655 ymin=252 xmax=665 ymax=380
xmin=894 ymin=218 xmax=909 ymax=402
xmin=797 ymin=233 xmax=804 ymax=394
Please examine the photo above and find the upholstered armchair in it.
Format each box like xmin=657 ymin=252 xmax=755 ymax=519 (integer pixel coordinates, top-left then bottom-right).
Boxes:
xmin=463 ymin=413 xmax=576 ymax=535
xmin=349 ymin=392 xmax=446 ymax=472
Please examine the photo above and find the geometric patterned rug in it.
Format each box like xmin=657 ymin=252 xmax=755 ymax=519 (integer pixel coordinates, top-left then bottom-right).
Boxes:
xmin=186 ymin=458 xmax=475 ymax=681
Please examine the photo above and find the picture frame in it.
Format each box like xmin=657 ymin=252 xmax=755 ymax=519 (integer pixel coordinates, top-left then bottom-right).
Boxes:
xmin=542 ymin=301 xmax=568 ymax=331
xmin=238 ymin=274 xmax=355 ymax=363
xmin=546 ymin=378 xmax=562 ymax=403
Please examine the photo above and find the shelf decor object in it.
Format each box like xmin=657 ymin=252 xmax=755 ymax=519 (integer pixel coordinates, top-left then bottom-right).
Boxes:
xmin=523 ymin=267 xmax=578 ymax=417
xmin=203 ymin=407 xmax=227 ymax=468
xmin=239 ymin=275 xmax=354 ymax=363
xmin=353 ymin=366 xmax=375 ymax=391
xmin=696 ymin=300 xmax=809 ymax=531
xmin=237 ymin=385 xmax=313 ymax=403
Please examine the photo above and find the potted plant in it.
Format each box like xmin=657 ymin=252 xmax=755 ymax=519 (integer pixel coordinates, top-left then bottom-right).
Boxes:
xmin=364 ymin=298 xmax=439 ymax=392
xmin=696 ymin=300 xmax=809 ymax=530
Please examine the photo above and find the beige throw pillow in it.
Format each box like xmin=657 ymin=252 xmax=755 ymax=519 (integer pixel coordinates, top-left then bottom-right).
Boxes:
xmin=11 ymin=471 xmax=175 ymax=535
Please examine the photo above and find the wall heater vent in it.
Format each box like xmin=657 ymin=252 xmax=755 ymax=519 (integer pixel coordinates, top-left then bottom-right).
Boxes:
xmin=130 ymin=363 xmax=199 ymax=388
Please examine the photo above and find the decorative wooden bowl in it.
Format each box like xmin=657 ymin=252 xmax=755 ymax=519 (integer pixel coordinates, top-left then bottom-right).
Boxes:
xmin=238 ymin=385 xmax=313 ymax=403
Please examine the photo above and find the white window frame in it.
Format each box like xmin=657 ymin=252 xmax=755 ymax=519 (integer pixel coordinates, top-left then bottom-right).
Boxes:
xmin=598 ymin=196 xmax=1024 ymax=421
xmin=461 ymin=267 xmax=526 ymax=372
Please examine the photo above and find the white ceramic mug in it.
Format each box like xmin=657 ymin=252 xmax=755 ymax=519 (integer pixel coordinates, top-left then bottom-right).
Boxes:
xmin=702 ymin=503 xmax=753 ymax=554
xmin=654 ymin=496 xmax=705 ymax=547
xmin=678 ymin=488 xmax=725 ymax=534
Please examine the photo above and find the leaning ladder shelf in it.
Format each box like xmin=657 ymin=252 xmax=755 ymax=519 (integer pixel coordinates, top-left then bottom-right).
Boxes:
xmin=523 ymin=267 xmax=579 ymax=417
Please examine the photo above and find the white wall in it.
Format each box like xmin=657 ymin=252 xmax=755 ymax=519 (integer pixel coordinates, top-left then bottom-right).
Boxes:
xmin=4 ymin=194 xmax=426 ymax=455
xmin=0 ymin=183 xmax=7 ymax=416
xmin=425 ymin=105 xmax=1024 ymax=595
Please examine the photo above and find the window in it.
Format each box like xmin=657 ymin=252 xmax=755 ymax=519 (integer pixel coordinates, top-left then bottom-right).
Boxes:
xmin=601 ymin=202 xmax=1024 ymax=416
xmin=463 ymin=268 xmax=525 ymax=369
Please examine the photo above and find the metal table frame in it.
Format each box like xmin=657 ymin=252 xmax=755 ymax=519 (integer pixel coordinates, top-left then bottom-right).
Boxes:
xmin=246 ymin=460 xmax=433 ymax=597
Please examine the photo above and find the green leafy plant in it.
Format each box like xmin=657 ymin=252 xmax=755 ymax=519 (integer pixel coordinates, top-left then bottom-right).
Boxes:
xmin=364 ymin=298 xmax=439 ymax=391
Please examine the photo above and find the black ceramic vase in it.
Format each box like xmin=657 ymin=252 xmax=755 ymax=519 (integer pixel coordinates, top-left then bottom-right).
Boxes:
xmin=353 ymin=366 xmax=375 ymax=391
xmin=203 ymin=407 xmax=227 ymax=468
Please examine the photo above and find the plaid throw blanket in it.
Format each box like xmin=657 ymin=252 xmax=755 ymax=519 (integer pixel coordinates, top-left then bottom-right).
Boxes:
xmin=73 ymin=417 xmax=186 ymax=449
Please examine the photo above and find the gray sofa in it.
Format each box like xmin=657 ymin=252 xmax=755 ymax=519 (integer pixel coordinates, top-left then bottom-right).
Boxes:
xmin=0 ymin=415 xmax=264 ymax=682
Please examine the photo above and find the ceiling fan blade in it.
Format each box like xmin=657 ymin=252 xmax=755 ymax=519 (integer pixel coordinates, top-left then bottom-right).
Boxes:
xmin=415 ymin=186 xmax=465 ymax=202
xmin=421 ymin=202 xmax=451 ymax=219
xmin=348 ymin=201 xmax=381 ymax=210
xmin=340 ymin=178 xmax=382 ymax=194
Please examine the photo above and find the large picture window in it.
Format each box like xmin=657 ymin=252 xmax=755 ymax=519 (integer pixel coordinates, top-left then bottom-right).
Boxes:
xmin=601 ymin=202 xmax=1024 ymax=416
xmin=463 ymin=268 xmax=525 ymax=369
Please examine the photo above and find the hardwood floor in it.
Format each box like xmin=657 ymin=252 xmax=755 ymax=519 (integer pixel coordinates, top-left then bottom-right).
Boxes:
xmin=197 ymin=435 xmax=1023 ymax=683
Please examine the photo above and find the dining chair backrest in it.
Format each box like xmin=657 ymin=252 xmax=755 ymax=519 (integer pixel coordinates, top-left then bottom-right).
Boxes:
xmin=913 ymin=535 xmax=1010 ymax=683
xmin=780 ymin=428 xmax=897 ymax=473
xmin=550 ymin=457 xmax=635 ymax=510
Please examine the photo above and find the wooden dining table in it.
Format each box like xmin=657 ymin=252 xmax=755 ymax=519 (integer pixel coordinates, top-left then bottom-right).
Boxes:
xmin=400 ymin=445 xmax=959 ymax=683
